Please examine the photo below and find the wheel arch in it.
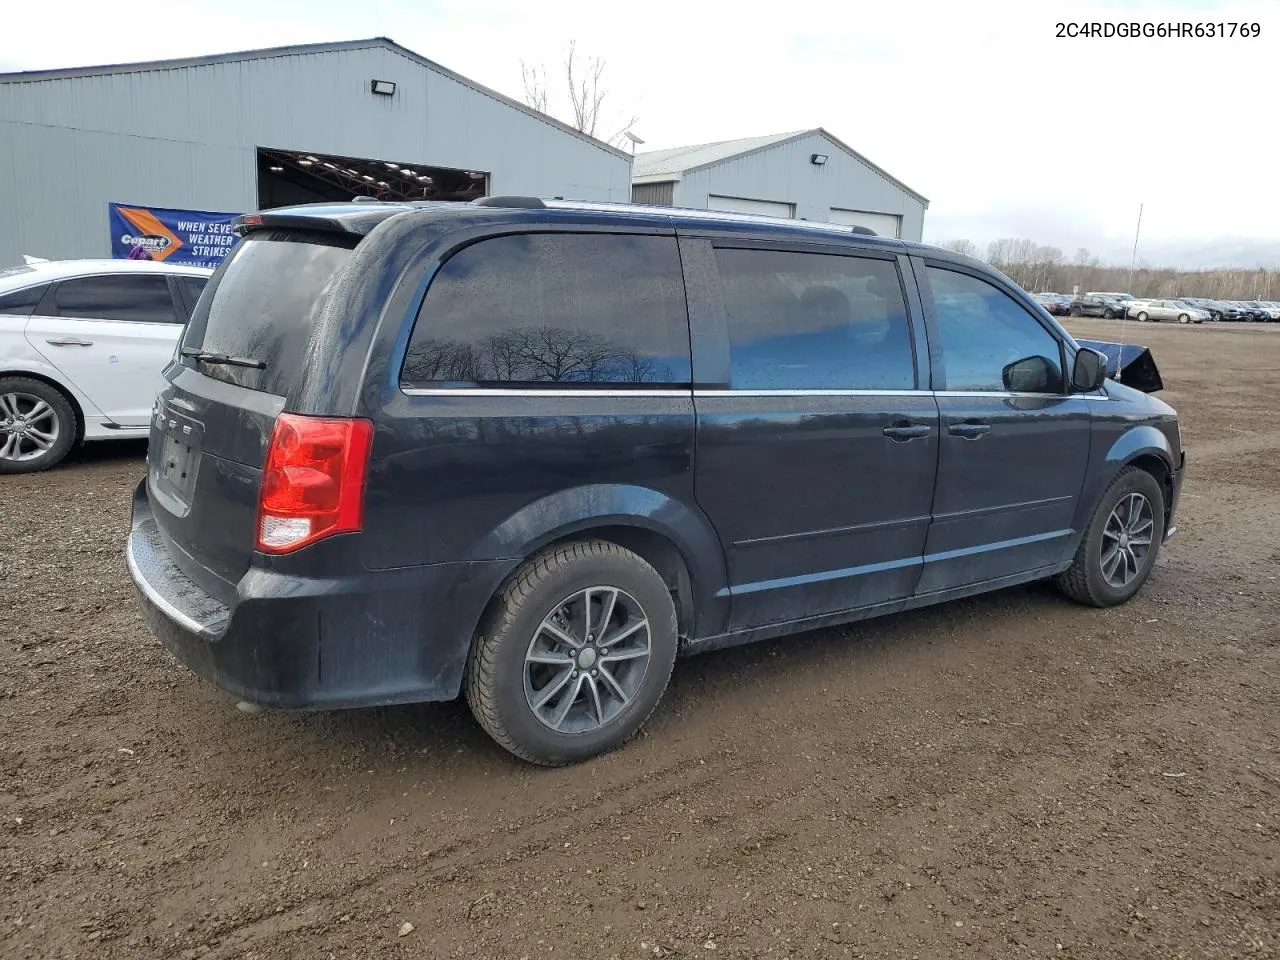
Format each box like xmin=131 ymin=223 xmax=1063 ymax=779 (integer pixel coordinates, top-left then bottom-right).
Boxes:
xmin=468 ymin=484 xmax=730 ymax=643
xmin=0 ymin=368 xmax=86 ymax=443
xmin=1102 ymin=426 xmax=1177 ymax=526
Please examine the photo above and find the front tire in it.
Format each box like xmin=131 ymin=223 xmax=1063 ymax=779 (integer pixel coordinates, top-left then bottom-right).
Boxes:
xmin=1137 ymin=311 xmax=1149 ymax=322
xmin=465 ymin=540 xmax=679 ymax=766
xmin=0 ymin=377 xmax=76 ymax=474
xmin=1057 ymin=467 xmax=1165 ymax=607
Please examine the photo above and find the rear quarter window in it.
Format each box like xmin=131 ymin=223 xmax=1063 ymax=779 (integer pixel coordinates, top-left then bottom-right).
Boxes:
xmin=402 ymin=233 xmax=691 ymax=388
xmin=0 ymin=282 xmax=50 ymax=317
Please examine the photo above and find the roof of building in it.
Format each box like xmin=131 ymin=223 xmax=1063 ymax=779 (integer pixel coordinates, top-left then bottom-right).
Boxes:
xmin=633 ymin=127 xmax=927 ymax=205
xmin=0 ymin=37 xmax=630 ymax=162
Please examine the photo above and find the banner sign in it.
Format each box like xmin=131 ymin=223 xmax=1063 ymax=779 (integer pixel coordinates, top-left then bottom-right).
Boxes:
xmin=108 ymin=203 xmax=242 ymax=268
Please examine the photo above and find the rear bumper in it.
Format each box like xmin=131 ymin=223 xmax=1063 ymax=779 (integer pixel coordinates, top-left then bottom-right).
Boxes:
xmin=126 ymin=478 xmax=512 ymax=710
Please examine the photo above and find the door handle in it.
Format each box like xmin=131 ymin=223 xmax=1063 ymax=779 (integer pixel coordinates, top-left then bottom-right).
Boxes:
xmin=882 ymin=423 xmax=932 ymax=441
xmin=45 ymin=337 xmax=94 ymax=347
xmin=948 ymin=421 xmax=991 ymax=439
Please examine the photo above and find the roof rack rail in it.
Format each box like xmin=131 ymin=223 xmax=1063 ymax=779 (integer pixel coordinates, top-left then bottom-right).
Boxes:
xmin=471 ymin=196 xmax=546 ymax=209
xmin=849 ymin=225 xmax=877 ymax=236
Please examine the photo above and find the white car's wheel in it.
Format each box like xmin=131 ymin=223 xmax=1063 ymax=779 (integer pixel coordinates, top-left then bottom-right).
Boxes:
xmin=1178 ymin=314 xmax=1190 ymax=324
xmin=0 ymin=377 xmax=77 ymax=474
xmin=1137 ymin=311 xmax=1149 ymax=322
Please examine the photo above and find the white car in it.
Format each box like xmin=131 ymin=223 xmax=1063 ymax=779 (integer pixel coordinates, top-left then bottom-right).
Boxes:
xmin=0 ymin=259 xmax=212 ymax=473
xmin=1128 ymin=299 xmax=1209 ymax=324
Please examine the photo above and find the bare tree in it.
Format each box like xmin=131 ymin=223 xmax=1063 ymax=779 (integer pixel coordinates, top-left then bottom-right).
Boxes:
xmin=942 ymin=239 xmax=981 ymax=259
xmin=565 ymin=40 xmax=606 ymax=137
xmin=518 ymin=41 xmax=637 ymax=143
xmin=520 ymin=61 xmax=548 ymax=114
xmin=959 ymin=237 xmax=1280 ymax=299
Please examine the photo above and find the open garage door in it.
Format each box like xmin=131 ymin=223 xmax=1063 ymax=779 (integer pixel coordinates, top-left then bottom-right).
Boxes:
xmin=708 ymin=195 xmax=795 ymax=219
xmin=257 ymin=147 xmax=488 ymax=209
xmin=828 ymin=208 xmax=901 ymax=238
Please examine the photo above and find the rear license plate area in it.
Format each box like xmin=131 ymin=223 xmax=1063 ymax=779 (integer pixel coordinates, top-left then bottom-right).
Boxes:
xmin=152 ymin=409 xmax=203 ymax=503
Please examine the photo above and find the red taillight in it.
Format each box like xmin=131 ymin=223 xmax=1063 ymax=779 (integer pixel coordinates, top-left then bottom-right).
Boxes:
xmin=256 ymin=414 xmax=374 ymax=554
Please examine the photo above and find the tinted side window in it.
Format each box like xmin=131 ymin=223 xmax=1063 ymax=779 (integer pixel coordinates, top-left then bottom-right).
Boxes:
xmin=926 ymin=267 xmax=1064 ymax=393
xmin=175 ymin=276 xmax=208 ymax=320
xmin=53 ymin=275 xmax=179 ymax=324
xmin=715 ymin=247 xmax=914 ymax=390
xmin=403 ymin=234 xmax=690 ymax=387
xmin=0 ymin=283 xmax=50 ymax=317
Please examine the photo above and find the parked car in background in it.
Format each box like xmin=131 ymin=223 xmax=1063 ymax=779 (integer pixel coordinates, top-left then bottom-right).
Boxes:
xmin=1086 ymin=292 xmax=1135 ymax=303
xmin=1033 ymin=292 xmax=1072 ymax=315
xmin=1176 ymin=298 xmax=1222 ymax=320
xmin=126 ymin=197 xmax=1185 ymax=766
xmin=1248 ymin=301 xmax=1280 ymax=322
xmin=1070 ymin=295 xmax=1129 ymax=318
xmin=1211 ymin=301 xmax=1249 ymax=321
xmin=1172 ymin=299 xmax=1213 ymax=321
xmin=1130 ymin=299 xmax=1208 ymax=324
xmin=0 ymin=259 xmax=211 ymax=472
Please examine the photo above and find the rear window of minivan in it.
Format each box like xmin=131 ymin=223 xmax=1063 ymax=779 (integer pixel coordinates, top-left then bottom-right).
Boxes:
xmin=179 ymin=230 xmax=352 ymax=395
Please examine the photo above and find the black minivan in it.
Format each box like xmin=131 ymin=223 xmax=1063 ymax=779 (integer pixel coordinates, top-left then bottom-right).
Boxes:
xmin=127 ymin=198 xmax=1185 ymax=765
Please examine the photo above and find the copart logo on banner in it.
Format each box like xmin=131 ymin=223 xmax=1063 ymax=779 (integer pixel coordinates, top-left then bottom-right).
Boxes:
xmin=116 ymin=207 xmax=183 ymax=261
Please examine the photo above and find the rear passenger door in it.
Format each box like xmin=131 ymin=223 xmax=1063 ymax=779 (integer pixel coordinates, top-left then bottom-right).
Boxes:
xmin=915 ymin=261 xmax=1091 ymax=594
xmin=27 ymin=274 xmax=185 ymax=426
xmin=687 ymin=239 xmax=939 ymax=631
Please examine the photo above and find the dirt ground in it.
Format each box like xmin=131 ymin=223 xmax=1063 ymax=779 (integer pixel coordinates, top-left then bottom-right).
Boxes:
xmin=2 ymin=317 xmax=1278 ymax=960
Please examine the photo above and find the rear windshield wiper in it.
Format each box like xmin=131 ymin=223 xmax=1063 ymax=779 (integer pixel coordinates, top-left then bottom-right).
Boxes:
xmin=180 ymin=348 xmax=267 ymax=370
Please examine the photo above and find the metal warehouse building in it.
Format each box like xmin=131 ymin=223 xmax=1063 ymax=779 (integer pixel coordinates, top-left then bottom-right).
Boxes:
xmin=0 ymin=38 xmax=632 ymax=267
xmin=632 ymin=129 xmax=927 ymax=241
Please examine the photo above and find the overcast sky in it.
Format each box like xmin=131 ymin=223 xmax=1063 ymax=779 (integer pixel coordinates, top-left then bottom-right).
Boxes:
xmin=3 ymin=0 xmax=1278 ymax=268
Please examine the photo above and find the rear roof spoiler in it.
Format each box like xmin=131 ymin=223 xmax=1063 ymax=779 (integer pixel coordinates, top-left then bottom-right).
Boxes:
xmin=232 ymin=203 xmax=413 ymax=238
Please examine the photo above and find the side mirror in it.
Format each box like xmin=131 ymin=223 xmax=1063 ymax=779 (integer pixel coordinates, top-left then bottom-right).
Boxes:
xmin=1002 ymin=354 xmax=1058 ymax=393
xmin=1071 ymin=347 xmax=1109 ymax=393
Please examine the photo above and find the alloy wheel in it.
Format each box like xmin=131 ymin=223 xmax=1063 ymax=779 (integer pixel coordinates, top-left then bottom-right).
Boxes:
xmin=1100 ymin=492 xmax=1154 ymax=588
xmin=0 ymin=392 xmax=60 ymax=463
xmin=524 ymin=586 xmax=651 ymax=734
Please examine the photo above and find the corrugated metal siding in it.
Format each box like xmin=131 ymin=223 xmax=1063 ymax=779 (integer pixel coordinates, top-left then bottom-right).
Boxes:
xmin=676 ymin=132 xmax=926 ymax=242
xmin=631 ymin=181 xmax=674 ymax=206
xmin=0 ymin=47 xmax=633 ymax=265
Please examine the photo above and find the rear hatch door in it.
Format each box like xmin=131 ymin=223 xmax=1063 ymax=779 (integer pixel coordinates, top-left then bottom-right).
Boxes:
xmin=147 ymin=229 xmax=357 ymax=595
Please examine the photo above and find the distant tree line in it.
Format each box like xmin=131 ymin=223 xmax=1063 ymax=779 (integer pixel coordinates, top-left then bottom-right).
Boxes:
xmin=941 ymin=238 xmax=1280 ymax=300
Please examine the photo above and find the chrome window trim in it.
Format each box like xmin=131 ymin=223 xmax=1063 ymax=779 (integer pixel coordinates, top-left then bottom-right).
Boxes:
xmin=399 ymin=386 xmax=1089 ymax=399
xmin=401 ymin=387 xmax=693 ymax=398
xmin=695 ymin=389 xmax=933 ymax=398
xmin=933 ymin=390 xmax=1084 ymax=399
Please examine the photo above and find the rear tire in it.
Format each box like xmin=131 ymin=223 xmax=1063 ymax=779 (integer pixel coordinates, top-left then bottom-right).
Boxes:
xmin=0 ymin=377 xmax=76 ymax=474
xmin=465 ymin=540 xmax=679 ymax=766
xmin=1056 ymin=467 xmax=1165 ymax=607
xmin=1069 ymin=306 xmax=1082 ymax=317
xmin=1178 ymin=313 xmax=1190 ymax=324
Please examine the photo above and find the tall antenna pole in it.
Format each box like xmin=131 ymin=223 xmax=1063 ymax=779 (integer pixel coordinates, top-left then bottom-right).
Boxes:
xmin=1117 ymin=202 xmax=1143 ymax=353
xmin=1127 ymin=203 xmax=1143 ymax=296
